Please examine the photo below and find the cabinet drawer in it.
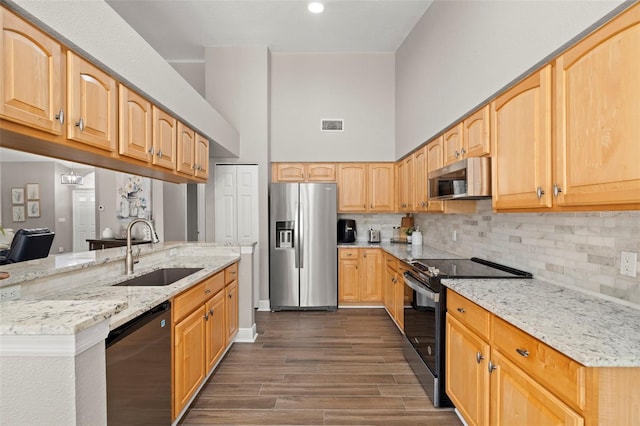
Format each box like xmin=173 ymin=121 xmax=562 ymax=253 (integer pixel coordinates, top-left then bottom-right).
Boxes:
xmin=491 ymin=316 xmax=586 ymax=410
xmin=173 ymin=281 xmax=206 ymax=323
xmin=204 ymin=271 xmax=225 ymax=296
xmin=385 ymin=253 xmax=398 ymax=271
xmin=339 ymin=248 xmax=359 ymax=259
xmin=447 ymin=290 xmax=490 ymax=340
xmin=224 ymin=263 xmax=238 ymax=284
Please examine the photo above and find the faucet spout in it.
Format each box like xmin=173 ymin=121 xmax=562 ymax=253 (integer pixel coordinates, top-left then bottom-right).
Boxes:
xmin=125 ymin=219 xmax=159 ymax=274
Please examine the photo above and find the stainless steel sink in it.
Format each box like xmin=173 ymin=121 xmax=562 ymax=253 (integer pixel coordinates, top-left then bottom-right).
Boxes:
xmin=114 ymin=268 xmax=203 ymax=287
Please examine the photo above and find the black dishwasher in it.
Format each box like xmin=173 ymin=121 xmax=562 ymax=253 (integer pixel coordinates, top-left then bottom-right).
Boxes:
xmin=106 ymin=301 xmax=171 ymax=425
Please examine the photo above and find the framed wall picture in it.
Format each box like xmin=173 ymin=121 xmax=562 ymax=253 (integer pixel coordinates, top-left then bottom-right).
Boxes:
xmin=11 ymin=188 xmax=24 ymax=204
xmin=26 ymin=183 xmax=40 ymax=200
xmin=27 ymin=201 xmax=40 ymax=218
xmin=12 ymin=206 xmax=25 ymax=222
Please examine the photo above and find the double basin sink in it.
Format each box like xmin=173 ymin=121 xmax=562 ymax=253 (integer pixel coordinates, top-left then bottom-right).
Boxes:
xmin=114 ymin=267 xmax=203 ymax=287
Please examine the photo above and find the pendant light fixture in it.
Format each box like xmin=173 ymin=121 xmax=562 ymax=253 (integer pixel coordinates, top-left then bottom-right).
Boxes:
xmin=61 ymin=167 xmax=84 ymax=185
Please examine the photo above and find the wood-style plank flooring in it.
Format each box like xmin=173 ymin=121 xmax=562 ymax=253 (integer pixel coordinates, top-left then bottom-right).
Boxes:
xmin=180 ymin=309 xmax=462 ymax=425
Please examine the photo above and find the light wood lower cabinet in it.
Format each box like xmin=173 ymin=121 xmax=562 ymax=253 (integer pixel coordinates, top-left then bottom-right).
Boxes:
xmin=172 ymin=263 xmax=238 ymax=419
xmin=383 ymin=253 xmax=406 ymax=330
xmin=338 ymin=248 xmax=383 ymax=305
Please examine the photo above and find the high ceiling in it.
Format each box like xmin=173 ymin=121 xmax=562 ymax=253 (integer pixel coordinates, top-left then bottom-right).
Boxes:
xmin=105 ymin=0 xmax=433 ymax=61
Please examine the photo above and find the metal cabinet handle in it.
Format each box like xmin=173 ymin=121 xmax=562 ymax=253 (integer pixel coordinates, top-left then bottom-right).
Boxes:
xmin=516 ymin=348 xmax=529 ymax=358
xmin=209 ymin=308 xmax=214 ymax=316
xmin=55 ymin=109 xmax=65 ymax=124
xmin=231 ymin=271 xmax=237 ymax=275
xmin=536 ymin=186 xmax=545 ymax=199
xmin=205 ymin=289 xmax=211 ymax=294
xmin=228 ymin=293 xmax=232 ymax=299
xmin=157 ymin=150 xmax=163 ymax=158
xmin=553 ymin=184 xmax=562 ymax=197
xmin=457 ymin=307 xmax=465 ymax=313
xmin=476 ymin=351 xmax=484 ymax=364
xmin=148 ymin=147 xmax=154 ymax=155
xmin=455 ymin=150 xmax=460 ymax=158
xmin=488 ymin=360 xmax=497 ymax=374
xmin=203 ymin=312 xmax=209 ymax=320
xmin=75 ymin=117 xmax=84 ymax=131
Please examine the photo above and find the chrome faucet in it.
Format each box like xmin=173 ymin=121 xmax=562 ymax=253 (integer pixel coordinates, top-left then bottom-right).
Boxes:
xmin=125 ymin=219 xmax=160 ymax=275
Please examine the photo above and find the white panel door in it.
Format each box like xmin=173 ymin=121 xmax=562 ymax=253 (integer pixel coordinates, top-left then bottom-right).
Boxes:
xmin=236 ymin=165 xmax=259 ymax=243
xmin=73 ymin=189 xmax=96 ymax=252
xmin=214 ymin=165 xmax=238 ymax=243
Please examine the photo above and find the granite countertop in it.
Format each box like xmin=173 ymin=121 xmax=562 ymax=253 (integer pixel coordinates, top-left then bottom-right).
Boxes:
xmin=444 ymin=278 xmax=640 ymax=368
xmin=0 ymin=246 xmax=241 ymax=335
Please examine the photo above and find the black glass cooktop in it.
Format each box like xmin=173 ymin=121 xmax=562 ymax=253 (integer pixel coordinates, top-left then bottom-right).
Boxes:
xmin=411 ymin=257 xmax=532 ymax=279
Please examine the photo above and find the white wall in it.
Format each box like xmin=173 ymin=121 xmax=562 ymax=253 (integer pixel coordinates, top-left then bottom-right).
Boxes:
xmin=204 ymin=46 xmax=271 ymax=306
xmin=395 ymin=0 xmax=627 ymax=158
xmin=271 ymin=53 xmax=395 ymax=162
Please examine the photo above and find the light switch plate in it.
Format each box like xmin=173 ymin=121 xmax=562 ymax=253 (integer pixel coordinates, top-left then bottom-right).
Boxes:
xmin=620 ymin=251 xmax=637 ymax=277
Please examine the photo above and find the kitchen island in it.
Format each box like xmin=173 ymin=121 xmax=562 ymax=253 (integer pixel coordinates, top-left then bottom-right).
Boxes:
xmin=0 ymin=242 xmax=255 ymax=426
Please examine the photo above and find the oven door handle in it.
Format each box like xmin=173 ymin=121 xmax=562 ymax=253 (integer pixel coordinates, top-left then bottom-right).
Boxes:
xmin=403 ymin=271 xmax=439 ymax=303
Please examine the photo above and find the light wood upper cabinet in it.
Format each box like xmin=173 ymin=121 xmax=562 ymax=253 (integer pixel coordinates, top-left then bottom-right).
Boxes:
xmin=177 ymin=121 xmax=195 ymax=175
xmin=152 ymin=106 xmax=177 ymax=170
xmin=67 ymin=52 xmax=117 ymax=152
xmin=491 ymin=65 xmax=552 ymax=210
xmin=338 ymin=163 xmax=368 ymax=212
xmin=554 ymin=3 xmax=640 ymax=207
xmin=414 ymin=146 xmax=428 ymax=212
xmin=397 ymin=155 xmax=414 ymax=211
xmin=118 ymin=84 xmax=151 ymax=162
xmin=195 ymin=133 xmax=209 ymax=179
xmin=443 ymin=123 xmax=463 ymax=166
xmin=368 ymin=163 xmax=395 ymax=212
xmin=426 ymin=137 xmax=445 ymax=212
xmin=1 ymin=8 xmax=64 ymax=135
xmin=463 ymin=105 xmax=490 ymax=158
xmin=272 ymin=163 xmax=336 ymax=182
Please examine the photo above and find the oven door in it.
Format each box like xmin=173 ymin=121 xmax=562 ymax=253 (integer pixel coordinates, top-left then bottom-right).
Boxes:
xmin=403 ymin=271 xmax=439 ymax=376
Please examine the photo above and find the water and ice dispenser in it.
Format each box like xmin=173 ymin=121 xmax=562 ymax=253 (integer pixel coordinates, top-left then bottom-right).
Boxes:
xmin=275 ymin=221 xmax=294 ymax=249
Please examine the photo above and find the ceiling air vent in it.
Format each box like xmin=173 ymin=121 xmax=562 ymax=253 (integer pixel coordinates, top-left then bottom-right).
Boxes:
xmin=321 ymin=119 xmax=344 ymax=132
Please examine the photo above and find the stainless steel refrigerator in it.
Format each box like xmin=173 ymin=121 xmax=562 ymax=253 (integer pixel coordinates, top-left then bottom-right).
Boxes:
xmin=270 ymin=182 xmax=337 ymax=310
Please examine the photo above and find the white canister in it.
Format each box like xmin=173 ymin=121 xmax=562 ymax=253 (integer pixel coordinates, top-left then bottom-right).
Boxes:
xmin=411 ymin=230 xmax=423 ymax=246
xmin=102 ymin=227 xmax=115 ymax=239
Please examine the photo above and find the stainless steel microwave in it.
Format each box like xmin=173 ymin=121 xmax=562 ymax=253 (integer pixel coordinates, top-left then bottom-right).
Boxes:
xmin=427 ymin=157 xmax=491 ymax=200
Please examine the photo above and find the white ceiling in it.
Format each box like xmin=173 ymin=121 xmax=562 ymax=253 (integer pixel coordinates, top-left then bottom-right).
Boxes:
xmin=105 ymin=0 xmax=433 ymax=61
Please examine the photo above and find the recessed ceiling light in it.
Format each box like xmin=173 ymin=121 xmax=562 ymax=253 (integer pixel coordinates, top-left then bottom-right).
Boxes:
xmin=308 ymin=2 xmax=324 ymax=14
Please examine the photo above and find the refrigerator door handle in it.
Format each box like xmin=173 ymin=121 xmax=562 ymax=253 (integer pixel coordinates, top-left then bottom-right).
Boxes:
xmin=299 ymin=199 xmax=304 ymax=269
xmin=294 ymin=202 xmax=300 ymax=268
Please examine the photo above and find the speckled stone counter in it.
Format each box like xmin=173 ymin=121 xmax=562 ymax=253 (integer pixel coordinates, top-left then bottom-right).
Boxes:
xmin=444 ymin=278 xmax=640 ymax=367
xmin=338 ymin=241 xmax=463 ymax=261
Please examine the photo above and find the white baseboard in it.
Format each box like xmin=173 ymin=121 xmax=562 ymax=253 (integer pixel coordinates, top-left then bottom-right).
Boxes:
xmin=234 ymin=324 xmax=258 ymax=342
xmin=258 ymin=299 xmax=271 ymax=311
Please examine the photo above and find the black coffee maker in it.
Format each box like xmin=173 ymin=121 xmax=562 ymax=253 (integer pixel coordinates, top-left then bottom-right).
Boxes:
xmin=337 ymin=219 xmax=357 ymax=243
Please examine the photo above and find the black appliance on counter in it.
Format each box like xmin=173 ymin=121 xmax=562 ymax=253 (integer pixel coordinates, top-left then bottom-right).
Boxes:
xmin=401 ymin=257 xmax=531 ymax=407
xmin=337 ymin=219 xmax=357 ymax=243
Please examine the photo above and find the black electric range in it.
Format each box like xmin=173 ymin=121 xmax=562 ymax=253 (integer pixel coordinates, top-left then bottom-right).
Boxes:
xmin=401 ymin=257 xmax=531 ymax=408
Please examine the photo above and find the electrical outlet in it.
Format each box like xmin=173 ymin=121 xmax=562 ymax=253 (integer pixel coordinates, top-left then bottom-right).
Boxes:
xmin=620 ymin=251 xmax=638 ymax=278
xmin=452 ymin=230 xmax=457 ymax=242
xmin=0 ymin=285 xmax=21 ymax=301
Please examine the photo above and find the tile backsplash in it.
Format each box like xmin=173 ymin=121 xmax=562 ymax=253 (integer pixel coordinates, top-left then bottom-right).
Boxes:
xmin=412 ymin=200 xmax=640 ymax=305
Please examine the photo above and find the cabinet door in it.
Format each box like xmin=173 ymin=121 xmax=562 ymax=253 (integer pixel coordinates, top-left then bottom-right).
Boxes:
xmin=67 ymin=52 xmax=117 ymax=151
xmin=397 ymin=156 xmax=414 ymax=211
xmin=205 ymin=290 xmax=226 ymax=371
xmin=446 ymin=314 xmax=490 ymax=426
xmin=368 ymin=163 xmax=395 ymax=212
xmin=307 ymin=163 xmax=336 ymax=182
xmin=152 ymin=106 xmax=177 ymax=170
xmin=339 ymin=257 xmax=360 ymax=302
xmin=177 ymin=121 xmax=195 ymax=175
xmin=394 ymin=266 xmax=407 ymax=330
xmin=174 ymin=307 xmax=206 ymax=415
xmin=490 ymin=350 xmax=584 ymax=426
xmin=554 ymin=4 xmax=640 ymax=206
xmin=463 ymin=105 xmax=490 ymax=158
xmin=337 ymin=163 xmax=367 ymax=212
xmin=426 ymin=137 xmax=444 ymax=212
xmin=194 ymin=134 xmax=209 ymax=179
xmin=413 ymin=147 xmax=428 ymax=211
xmin=443 ymin=123 xmax=463 ymax=166
xmin=273 ymin=163 xmax=305 ymax=182
xmin=1 ymin=8 xmax=63 ymax=135
xmin=360 ymin=249 xmax=382 ymax=302
xmin=225 ymin=280 xmax=238 ymax=342
xmin=118 ymin=84 xmax=151 ymax=162
xmin=384 ymin=266 xmax=396 ymax=318
xmin=491 ymin=65 xmax=552 ymax=210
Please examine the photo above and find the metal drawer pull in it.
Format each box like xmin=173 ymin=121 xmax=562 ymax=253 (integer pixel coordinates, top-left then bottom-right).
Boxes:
xmin=516 ymin=348 xmax=529 ymax=358
xmin=488 ymin=360 xmax=497 ymax=374
xmin=476 ymin=351 xmax=484 ymax=364
xmin=75 ymin=117 xmax=84 ymax=131
xmin=205 ymin=289 xmax=211 ymax=294
xmin=536 ymin=186 xmax=545 ymax=199
xmin=457 ymin=307 xmax=465 ymax=313
xmin=55 ymin=109 xmax=65 ymax=124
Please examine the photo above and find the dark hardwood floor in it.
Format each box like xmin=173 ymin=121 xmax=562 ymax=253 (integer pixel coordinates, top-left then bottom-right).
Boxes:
xmin=180 ymin=309 xmax=462 ymax=425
